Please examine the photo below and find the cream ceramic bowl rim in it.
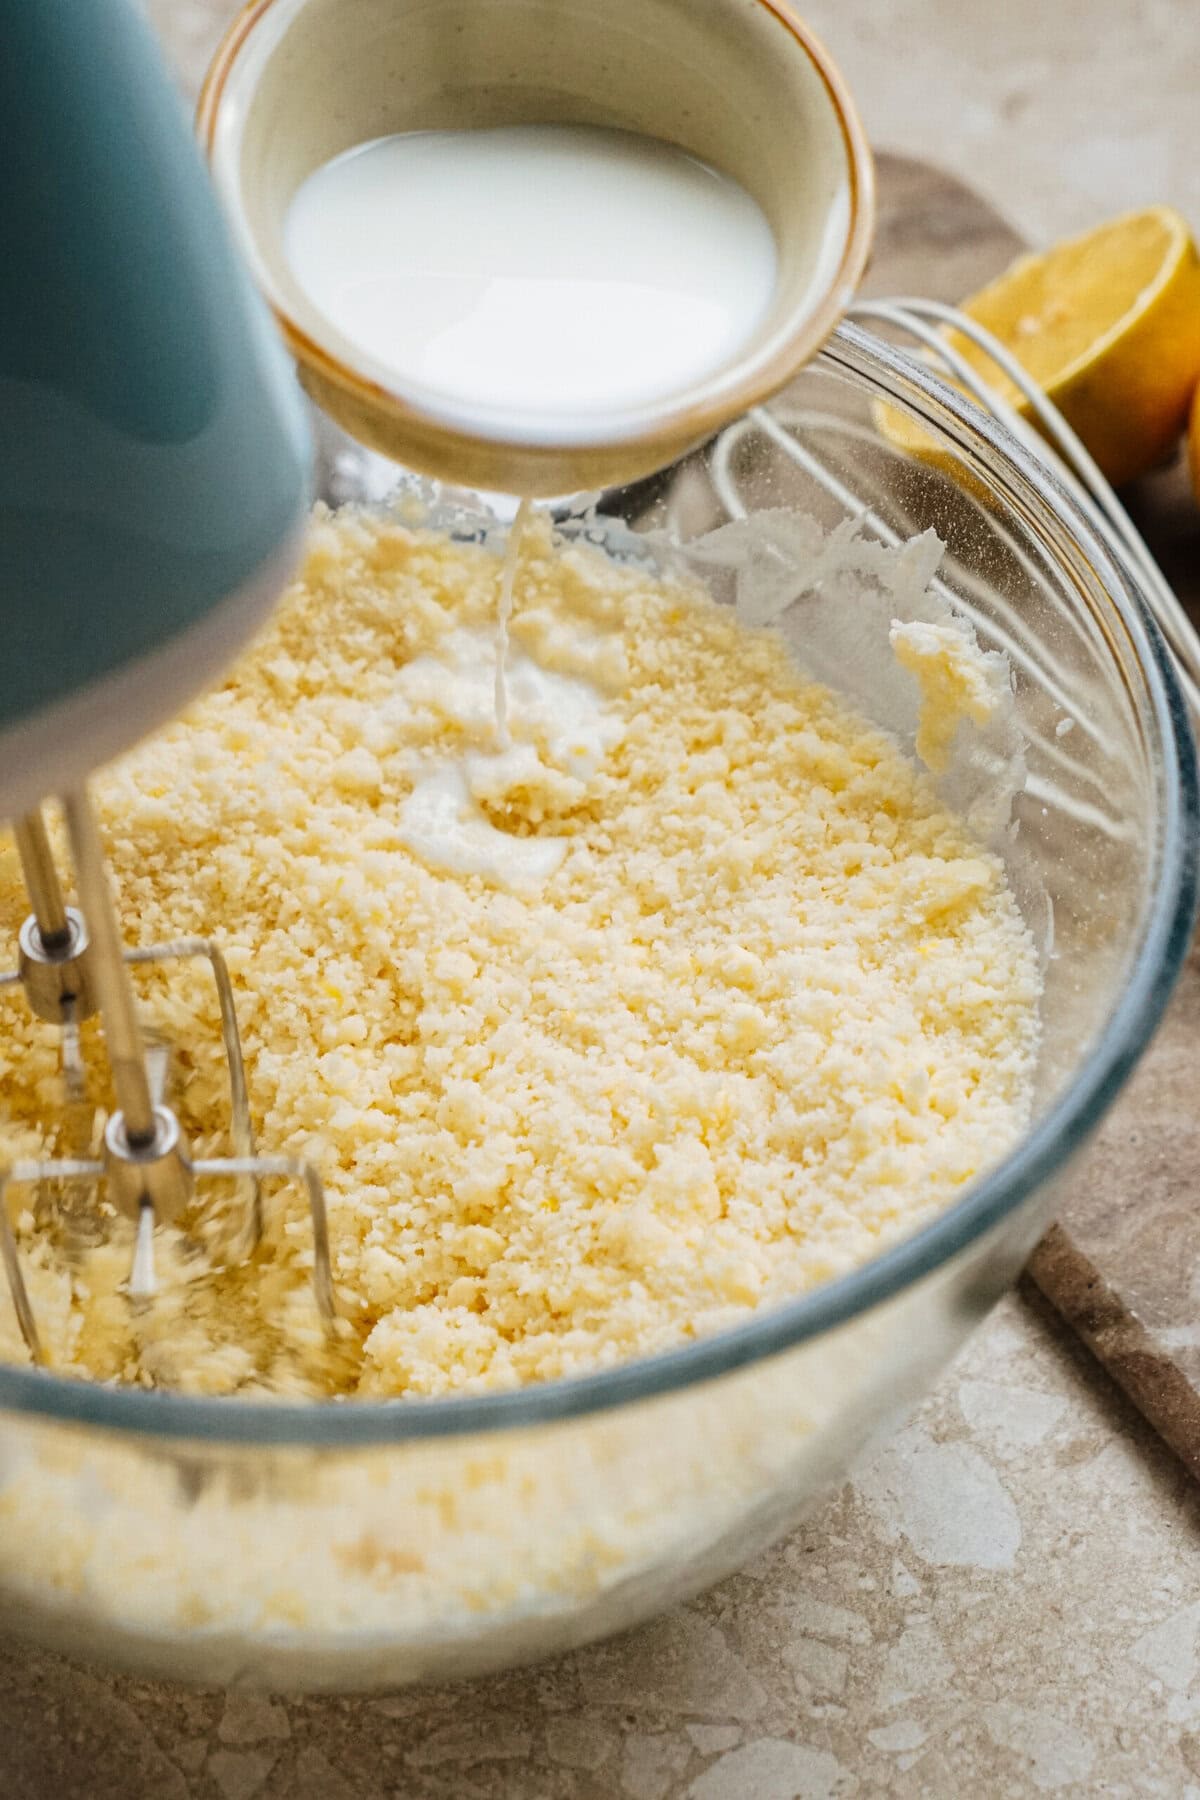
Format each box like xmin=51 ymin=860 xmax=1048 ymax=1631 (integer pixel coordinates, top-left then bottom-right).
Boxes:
xmin=196 ymin=0 xmax=876 ymax=462
xmin=0 ymin=324 xmax=1195 ymax=1448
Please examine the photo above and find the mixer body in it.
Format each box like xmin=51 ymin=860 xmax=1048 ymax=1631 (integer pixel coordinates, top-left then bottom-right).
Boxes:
xmin=0 ymin=0 xmax=311 ymax=817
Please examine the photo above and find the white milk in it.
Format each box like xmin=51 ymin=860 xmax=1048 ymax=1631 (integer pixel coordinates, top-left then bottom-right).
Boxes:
xmin=394 ymin=623 xmax=625 ymax=776
xmin=394 ymin=621 xmax=626 ymax=889
xmin=398 ymin=761 xmax=568 ymax=888
xmin=284 ymin=125 xmax=778 ymax=423
xmin=494 ymin=495 xmax=532 ymax=746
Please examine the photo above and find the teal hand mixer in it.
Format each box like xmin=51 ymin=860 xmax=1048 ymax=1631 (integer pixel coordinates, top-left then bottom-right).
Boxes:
xmin=0 ymin=0 xmax=337 ymax=1356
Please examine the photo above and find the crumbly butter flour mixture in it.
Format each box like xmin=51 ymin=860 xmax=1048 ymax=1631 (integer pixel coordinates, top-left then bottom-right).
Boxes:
xmin=0 ymin=508 xmax=1040 ymax=1396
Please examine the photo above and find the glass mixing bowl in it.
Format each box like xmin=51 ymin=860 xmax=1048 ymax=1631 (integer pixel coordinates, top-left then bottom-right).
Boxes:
xmin=0 ymin=324 xmax=1193 ymax=1691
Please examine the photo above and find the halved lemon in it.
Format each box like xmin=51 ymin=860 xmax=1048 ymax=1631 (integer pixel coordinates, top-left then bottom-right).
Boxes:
xmin=882 ymin=207 xmax=1200 ymax=488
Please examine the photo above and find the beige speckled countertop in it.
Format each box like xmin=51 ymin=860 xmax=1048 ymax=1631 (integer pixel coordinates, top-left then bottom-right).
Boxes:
xmin=4 ymin=3 xmax=1200 ymax=1795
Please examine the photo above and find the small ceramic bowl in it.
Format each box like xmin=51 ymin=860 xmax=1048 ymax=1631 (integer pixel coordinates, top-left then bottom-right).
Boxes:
xmin=197 ymin=0 xmax=874 ymax=495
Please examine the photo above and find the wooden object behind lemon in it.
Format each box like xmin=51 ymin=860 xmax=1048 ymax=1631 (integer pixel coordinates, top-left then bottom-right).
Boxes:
xmin=1189 ymin=380 xmax=1200 ymax=503
xmin=883 ymin=207 xmax=1200 ymax=488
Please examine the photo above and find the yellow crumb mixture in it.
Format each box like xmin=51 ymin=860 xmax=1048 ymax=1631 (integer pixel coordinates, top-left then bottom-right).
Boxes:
xmin=0 ymin=509 xmax=1039 ymax=1396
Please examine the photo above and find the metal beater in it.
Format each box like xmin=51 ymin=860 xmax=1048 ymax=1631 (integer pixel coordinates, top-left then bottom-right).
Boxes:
xmin=0 ymin=798 xmax=337 ymax=1364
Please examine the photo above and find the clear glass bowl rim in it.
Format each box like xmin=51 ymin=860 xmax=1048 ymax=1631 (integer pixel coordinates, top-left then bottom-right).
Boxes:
xmin=1 ymin=322 xmax=1194 ymax=1447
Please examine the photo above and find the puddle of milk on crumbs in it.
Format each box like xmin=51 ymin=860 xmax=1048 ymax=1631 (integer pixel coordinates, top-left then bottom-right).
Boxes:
xmin=395 ymin=500 xmax=626 ymax=887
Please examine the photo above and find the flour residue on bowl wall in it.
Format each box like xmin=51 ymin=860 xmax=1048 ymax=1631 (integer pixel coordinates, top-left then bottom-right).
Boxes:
xmin=650 ymin=511 xmax=1028 ymax=851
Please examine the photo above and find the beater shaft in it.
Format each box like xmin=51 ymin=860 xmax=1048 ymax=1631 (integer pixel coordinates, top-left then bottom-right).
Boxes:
xmin=14 ymin=812 xmax=69 ymax=950
xmin=63 ymin=789 xmax=156 ymax=1146
xmin=1 ymin=807 xmax=96 ymax=1053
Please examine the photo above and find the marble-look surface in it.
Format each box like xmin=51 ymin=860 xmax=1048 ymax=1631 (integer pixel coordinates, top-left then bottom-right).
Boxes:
xmin=3 ymin=3 xmax=1199 ymax=1795
xmin=807 ymin=0 xmax=1200 ymax=247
